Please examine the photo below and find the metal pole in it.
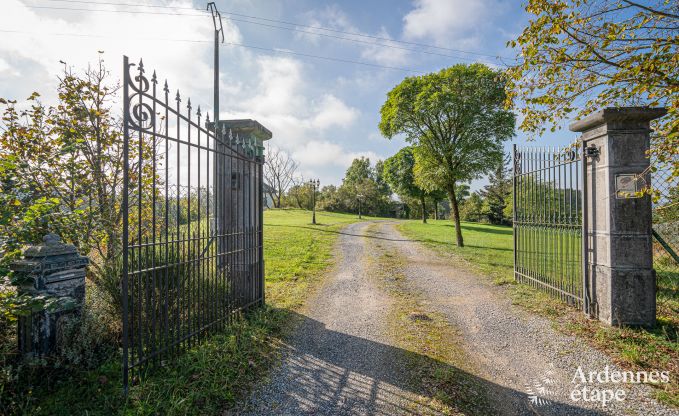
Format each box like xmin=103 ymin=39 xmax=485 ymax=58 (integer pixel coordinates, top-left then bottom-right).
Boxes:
xmin=214 ymin=29 xmax=219 ymax=120
xmin=207 ymin=2 xmax=223 ymax=122
xmin=207 ymin=2 xmax=224 ymax=263
xmin=312 ymin=181 xmax=317 ymax=225
xmin=581 ymin=142 xmax=590 ymax=317
xmin=512 ymin=144 xmax=517 ymax=282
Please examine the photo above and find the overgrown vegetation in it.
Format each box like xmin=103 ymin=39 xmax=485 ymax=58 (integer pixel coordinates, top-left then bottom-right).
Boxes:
xmin=0 ymin=209 xmax=363 ymax=415
xmin=399 ymin=218 xmax=679 ymax=407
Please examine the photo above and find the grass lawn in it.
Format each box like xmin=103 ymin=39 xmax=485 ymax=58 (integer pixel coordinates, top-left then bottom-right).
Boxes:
xmin=398 ymin=218 xmax=679 ymax=407
xmin=399 ymin=219 xmax=514 ymax=285
xmin=2 ymin=209 xmax=368 ymax=416
xmin=264 ymin=209 xmax=378 ymax=309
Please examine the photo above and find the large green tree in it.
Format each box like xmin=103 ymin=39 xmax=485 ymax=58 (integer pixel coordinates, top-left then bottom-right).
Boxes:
xmin=332 ymin=157 xmax=391 ymax=216
xmin=383 ymin=146 xmax=430 ymax=223
xmin=380 ymin=64 xmax=515 ymax=246
xmin=480 ymin=155 xmax=512 ymax=225
xmin=507 ymin=0 xmax=678 ymax=185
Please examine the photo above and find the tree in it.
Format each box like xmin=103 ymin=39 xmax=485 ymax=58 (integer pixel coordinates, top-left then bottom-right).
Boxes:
xmin=336 ymin=157 xmax=391 ymax=216
xmin=0 ymin=57 xmax=157 ymax=314
xmin=506 ymin=0 xmax=678 ymax=184
xmin=380 ymin=64 xmax=515 ymax=246
xmin=263 ymin=145 xmax=298 ymax=208
xmin=383 ymin=146 xmax=430 ymax=223
xmin=460 ymin=192 xmax=485 ymax=222
xmin=480 ymin=155 xmax=512 ymax=225
xmin=285 ymin=176 xmax=313 ymax=210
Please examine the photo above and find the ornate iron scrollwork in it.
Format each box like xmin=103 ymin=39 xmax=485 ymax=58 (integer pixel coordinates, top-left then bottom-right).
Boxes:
xmin=125 ymin=59 xmax=155 ymax=131
xmin=514 ymin=151 xmax=522 ymax=175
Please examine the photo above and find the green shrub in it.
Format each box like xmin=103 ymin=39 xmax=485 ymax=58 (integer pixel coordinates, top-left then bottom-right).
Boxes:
xmin=55 ymin=306 xmax=117 ymax=369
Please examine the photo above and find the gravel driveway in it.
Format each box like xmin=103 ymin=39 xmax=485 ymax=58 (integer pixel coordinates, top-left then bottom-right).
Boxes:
xmin=241 ymin=221 xmax=676 ymax=416
xmin=242 ymin=222 xmax=437 ymax=415
xmin=372 ymin=221 xmax=675 ymax=416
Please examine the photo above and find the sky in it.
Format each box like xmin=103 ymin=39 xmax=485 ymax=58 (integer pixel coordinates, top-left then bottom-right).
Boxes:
xmin=0 ymin=0 xmax=581 ymax=189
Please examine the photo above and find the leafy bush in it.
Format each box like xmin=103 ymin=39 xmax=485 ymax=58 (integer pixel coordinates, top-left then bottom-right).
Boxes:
xmin=55 ymin=306 xmax=117 ymax=369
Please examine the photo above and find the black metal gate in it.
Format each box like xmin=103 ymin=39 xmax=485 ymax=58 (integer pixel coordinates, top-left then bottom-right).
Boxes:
xmin=512 ymin=144 xmax=587 ymax=309
xmin=122 ymin=56 xmax=264 ymax=390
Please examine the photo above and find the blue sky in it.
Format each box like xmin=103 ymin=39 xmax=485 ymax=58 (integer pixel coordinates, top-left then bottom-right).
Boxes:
xmin=0 ymin=0 xmax=581 ymax=188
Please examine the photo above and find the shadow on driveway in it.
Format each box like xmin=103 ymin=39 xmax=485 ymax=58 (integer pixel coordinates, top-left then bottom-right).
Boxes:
xmin=244 ymin=309 xmax=604 ymax=416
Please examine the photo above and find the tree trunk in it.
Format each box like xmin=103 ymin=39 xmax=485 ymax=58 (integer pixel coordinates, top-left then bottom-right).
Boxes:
xmin=433 ymin=199 xmax=438 ymax=220
xmin=447 ymin=184 xmax=464 ymax=247
xmin=420 ymin=195 xmax=427 ymax=223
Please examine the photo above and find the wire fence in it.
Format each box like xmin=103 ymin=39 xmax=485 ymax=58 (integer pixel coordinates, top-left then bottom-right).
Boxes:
xmin=652 ymin=160 xmax=679 ymax=314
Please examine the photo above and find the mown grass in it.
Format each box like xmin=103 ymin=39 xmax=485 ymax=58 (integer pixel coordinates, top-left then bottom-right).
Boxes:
xmin=399 ymin=220 xmax=514 ymax=285
xmin=263 ymin=209 xmax=378 ymax=309
xmin=3 ymin=209 xmax=368 ymax=415
xmin=398 ymin=218 xmax=679 ymax=408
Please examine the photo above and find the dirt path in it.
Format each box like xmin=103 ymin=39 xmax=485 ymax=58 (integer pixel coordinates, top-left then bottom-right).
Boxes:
xmin=242 ymin=221 xmax=675 ymax=416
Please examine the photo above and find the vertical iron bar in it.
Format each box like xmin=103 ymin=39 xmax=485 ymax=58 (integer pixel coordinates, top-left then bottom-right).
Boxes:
xmin=163 ymin=80 xmax=170 ymax=363
xmin=136 ymin=60 xmax=144 ymax=372
xmin=582 ymin=142 xmax=590 ymax=315
xmin=513 ymin=144 xmax=518 ymax=281
xmin=175 ymin=91 xmax=181 ymax=353
xmin=187 ymin=101 xmax=192 ymax=346
xmin=121 ymin=55 xmax=130 ymax=394
xmin=150 ymin=71 xmax=157 ymax=361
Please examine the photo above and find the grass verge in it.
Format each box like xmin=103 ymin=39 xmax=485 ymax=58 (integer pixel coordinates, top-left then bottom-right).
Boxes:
xmin=398 ymin=218 xmax=679 ymax=408
xmin=1 ymin=209 xmax=367 ymax=415
xmin=366 ymin=224 xmax=494 ymax=415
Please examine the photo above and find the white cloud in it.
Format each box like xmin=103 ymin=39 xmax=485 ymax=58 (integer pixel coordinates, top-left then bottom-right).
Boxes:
xmin=403 ymin=0 xmax=497 ymax=47
xmin=292 ymin=140 xmax=381 ymax=169
xmin=311 ymin=94 xmax=359 ymax=130
xmin=0 ymin=0 xmax=242 ymax=103
xmin=299 ymin=5 xmax=409 ymax=66
xmin=0 ymin=0 xmax=369 ymax=185
xmin=359 ymin=28 xmax=409 ymax=66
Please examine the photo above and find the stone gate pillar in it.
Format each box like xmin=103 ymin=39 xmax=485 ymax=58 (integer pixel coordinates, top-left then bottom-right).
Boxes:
xmin=570 ymin=107 xmax=666 ymax=327
xmin=10 ymin=233 xmax=89 ymax=356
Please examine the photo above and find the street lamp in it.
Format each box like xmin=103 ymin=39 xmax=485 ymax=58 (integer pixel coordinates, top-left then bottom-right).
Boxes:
xmin=308 ymin=179 xmax=320 ymax=225
xmin=356 ymin=194 xmax=364 ymax=219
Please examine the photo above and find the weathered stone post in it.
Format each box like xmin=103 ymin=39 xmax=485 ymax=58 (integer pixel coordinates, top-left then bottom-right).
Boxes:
xmin=570 ymin=107 xmax=666 ymax=327
xmin=10 ymin=233 xmax=89 ymax=356
xmin=208 ymin=119 xmax=271 ymax=306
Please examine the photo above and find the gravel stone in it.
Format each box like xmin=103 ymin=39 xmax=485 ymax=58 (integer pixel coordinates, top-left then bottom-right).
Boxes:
xmin=241 ymin=221 xmax=677 ymax=416
xmin=374 ymin=221 xmax=677 ymax=416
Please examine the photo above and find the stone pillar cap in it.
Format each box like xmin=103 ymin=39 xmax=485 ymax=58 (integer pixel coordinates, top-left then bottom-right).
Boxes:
xmin=23 ymin=233 xmax=78 ymax=258
xmin=569 ymin=107 xmax=666 ymax=133
xmin=212 ymin=119 xmax=272 ymax=141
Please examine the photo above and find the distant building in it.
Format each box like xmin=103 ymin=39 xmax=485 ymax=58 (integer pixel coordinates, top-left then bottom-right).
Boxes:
xmin=263 ymin=183 xmax=276 ymax=209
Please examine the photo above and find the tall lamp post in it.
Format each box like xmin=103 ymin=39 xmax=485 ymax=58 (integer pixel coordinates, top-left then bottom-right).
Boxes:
xmin=308 ymin=179 xmax=319 ymax=225
xmin=357 ymin=194 xmax=364 ymax=219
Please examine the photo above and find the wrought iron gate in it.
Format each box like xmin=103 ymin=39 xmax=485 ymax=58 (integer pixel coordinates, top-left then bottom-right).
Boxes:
xmin=512 ymin=144 xmax=587 ymax=309
xmin=122 ymin=56 xmax=264 ymax=390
